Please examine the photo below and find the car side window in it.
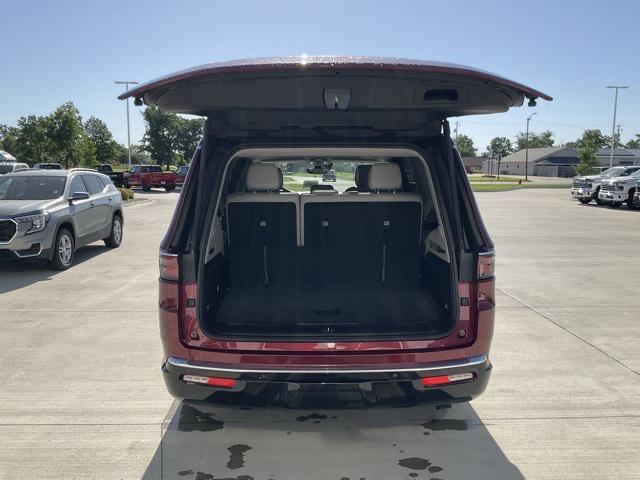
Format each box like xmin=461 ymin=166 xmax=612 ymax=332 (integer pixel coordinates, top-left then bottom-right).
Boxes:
xmin=68 ymin=175 xmax=88 ymax=194
xmin=81 ymin=174 xmax=104 ymax=195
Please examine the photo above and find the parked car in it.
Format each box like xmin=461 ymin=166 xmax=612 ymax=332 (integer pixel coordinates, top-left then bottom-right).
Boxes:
xmin=322 ymin=169 xmax=337 ymax=182
xmin=598 ymin=167 xmax=640 ymax=208
xmin=0 ymin=168 xmax=123 ymax=269
xmin=175 ymin=165 xmax=190 ymax=186
xmin=0 ymin=162 xmax=29 ymax=174
xmin=571 ymin=166 xmax=638 ymax=205
xmin=123 ymin=165 xmax=176 ymax=191
xmin=96 ymin=164 xmax=125 ymax=187
xmin=119 ymin=56 xmax=552 ymax=406
xmin=33 ymin=163 xmax=62 ymax=170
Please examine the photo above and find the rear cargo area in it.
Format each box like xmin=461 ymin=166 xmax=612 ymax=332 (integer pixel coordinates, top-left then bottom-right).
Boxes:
xmin=199 ymin=149 xmax=456 ymax=340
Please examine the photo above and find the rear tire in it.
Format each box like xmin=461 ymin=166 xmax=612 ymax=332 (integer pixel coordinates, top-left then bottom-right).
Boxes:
xmin=578 ymin=198 xmax=591 ymax=205
xmin=49 ymin=228 xmax=75 ymax=270
xmin=610 ymin=202 xmax=622 ymax=208
xmin=103 ymin=214 xmax=123 ymax=248
xmin=627 ymin=190 xmax=636 ymax=208
xmin=165 ymin=186 xmax=175 ymax=192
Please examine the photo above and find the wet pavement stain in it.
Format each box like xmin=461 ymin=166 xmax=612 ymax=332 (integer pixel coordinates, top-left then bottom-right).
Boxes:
xmin=227 ymin=444 xmax=253 ymax=470
xmin=421 ymin=419 xmax=470 ymax=432
xmin=398 ymin=457 xmax=431 ymax=470
xmin=178 ymin=404 xmax=224 ymax=432
xmin=179 ymin=472 xmax=254 ymax=480
xmin=296 ymin=412 xmax=327 ymax=422
xmin=428 ymin=466 xmax=443 ymax=473
xmin=408 ymin=474 xmax=418 ymax=478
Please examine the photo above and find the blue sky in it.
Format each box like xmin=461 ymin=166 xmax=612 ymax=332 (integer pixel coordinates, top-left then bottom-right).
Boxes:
xmin=2 ymin=0 xmax=639 ymax=152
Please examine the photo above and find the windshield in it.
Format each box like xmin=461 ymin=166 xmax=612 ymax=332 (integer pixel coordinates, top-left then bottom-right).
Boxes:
xmin=0 ymin=176 xmax=66 ymax=200
xmin=277 ymin=159 xmax=376 ymax=193
xmin=0 ymin=165 xmax=14 ymax=174
xmin=602 ymin=167 xmax=625 ymax=177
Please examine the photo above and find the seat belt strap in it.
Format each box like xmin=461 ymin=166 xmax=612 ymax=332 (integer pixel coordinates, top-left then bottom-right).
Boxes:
xmin=259 ymin=220 xmax=269 ymax=286
xmin=381 ymin=220 xmax=391 ymax=285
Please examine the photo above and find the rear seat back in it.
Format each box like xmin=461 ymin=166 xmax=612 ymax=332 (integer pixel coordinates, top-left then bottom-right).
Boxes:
xmin=226 ymin=163 xmax=298 ymax=287
xmin=301 ymin=163 xmax=423 ymax=287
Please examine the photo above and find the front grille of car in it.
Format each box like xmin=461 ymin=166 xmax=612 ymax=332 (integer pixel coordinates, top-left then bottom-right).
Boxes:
xmin=600 ymin=184 xmax=616 ymax=192
xmin=572 ymin=180 xmax=587 ymax=188
xmin=0 ymin=220 xmax=17 ymax=242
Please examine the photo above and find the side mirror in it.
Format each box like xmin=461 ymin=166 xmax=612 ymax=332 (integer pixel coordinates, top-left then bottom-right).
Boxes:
xmin=68 ymin=191 xmax=90 ymax=203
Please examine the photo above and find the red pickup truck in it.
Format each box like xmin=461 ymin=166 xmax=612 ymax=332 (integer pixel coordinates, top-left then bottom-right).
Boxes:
xmin=123 ymin=165 xmax=176 ymax=192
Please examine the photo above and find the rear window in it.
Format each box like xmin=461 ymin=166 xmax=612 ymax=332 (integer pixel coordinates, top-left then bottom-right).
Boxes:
xmin=142 ymin=166 xmax=163 ymax=173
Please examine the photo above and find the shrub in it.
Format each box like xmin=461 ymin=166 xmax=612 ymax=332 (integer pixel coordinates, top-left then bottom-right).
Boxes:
xmin=117 ymin=188 xmax=135 ymax=201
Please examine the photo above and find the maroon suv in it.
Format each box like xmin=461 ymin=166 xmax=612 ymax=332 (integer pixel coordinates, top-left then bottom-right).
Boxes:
xmin=120 ymin=57 xmax=550 ymax=406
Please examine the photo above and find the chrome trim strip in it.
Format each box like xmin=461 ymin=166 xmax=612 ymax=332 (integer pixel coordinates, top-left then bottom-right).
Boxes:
xmin=167 ymin=355 xmax=488 ymax=375
xmin=0 ymin=218 xmax=18 ymax=245
xmin=14 ymin=243 xmax=43 ymax=258
xmin=478 ymin=249 xmax=495 ymax=257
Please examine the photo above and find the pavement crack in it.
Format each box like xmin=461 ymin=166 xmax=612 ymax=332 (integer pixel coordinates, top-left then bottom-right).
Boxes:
xmin=497 ymin=288 xmax=640 ymax=377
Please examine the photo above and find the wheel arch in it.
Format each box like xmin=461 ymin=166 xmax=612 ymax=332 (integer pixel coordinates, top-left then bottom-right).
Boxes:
xmin=48 ymin=220 xmax=76 ymax=261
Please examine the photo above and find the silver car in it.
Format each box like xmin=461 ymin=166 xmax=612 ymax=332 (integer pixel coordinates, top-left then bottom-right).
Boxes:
xmin=0 ymin=168 xmax=124 ymax=269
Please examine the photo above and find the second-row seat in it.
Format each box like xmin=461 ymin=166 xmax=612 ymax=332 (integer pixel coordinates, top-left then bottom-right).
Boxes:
xmin=225 ymin=162 xmax=424 ymax=289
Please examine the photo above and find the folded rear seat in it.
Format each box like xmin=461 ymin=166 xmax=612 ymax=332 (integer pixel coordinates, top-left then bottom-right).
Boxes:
xmin=226 ymin=163 xmax=299 ymax=287
xmin=301 ymin=163 xmax=423 ymax=288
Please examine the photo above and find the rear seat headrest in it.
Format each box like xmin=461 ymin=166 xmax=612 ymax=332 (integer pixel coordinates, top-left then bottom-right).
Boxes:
xmin=368 ymin=163 xmax=402 ymax=191
xmin=354 ymin=164 xmax=372 ymax=189
xmin=245 ymin=163 xmax=283 ymax=191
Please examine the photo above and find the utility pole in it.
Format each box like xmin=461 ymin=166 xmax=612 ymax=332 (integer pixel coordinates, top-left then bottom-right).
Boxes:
xmin=454 ymin=121 xmax=459 ymax=148
xmin=525 ymin=112 xmax=537 ymax=182
xmin=115 ymin=80 xmax=140 ymax=167
xmin=606 ymin=86 xmax=628 ymax=168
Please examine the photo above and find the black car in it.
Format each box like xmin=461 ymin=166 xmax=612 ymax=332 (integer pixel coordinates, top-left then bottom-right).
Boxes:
xmin=96 ymin=164 xmax=125 ymax=187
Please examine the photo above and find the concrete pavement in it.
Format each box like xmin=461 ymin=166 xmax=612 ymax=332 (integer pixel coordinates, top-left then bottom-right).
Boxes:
xmin=0 ymin=188 xmax=639 ymax=479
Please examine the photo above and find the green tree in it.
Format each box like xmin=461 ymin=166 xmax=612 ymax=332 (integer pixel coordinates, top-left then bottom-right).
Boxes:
xmin=175 ymin=117 xmax=204 ymax=164
xmin=14 ymin=115 xmax=54 ymax=165
xmin=486 ymin=137 xmax=513 ymax=158
xmin=626 ymin=134 xmax=640 ymax=149
xmin=47 ymin=102 xmax=87 ymax=168
xmin=0 ymin=125 xmax=20 ymax=155
xmin=84 ymin=116 xmax=119 ymax=165
xmin=565 ymin=129 xmax=611 ymax=150
xmin=141 ymin=107 xmax=180 ymax=167
xmin=574 ymin=146 xmax=599 ymax=176
xmin=515 ymin=130 xmax=555 ymax=150
xmin=455 ymin=134 xmax=477 ymax=157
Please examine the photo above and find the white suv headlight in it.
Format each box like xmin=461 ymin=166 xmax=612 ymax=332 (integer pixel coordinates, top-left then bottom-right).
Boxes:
xmin=15 ymin=212 xmax=49 ymax=234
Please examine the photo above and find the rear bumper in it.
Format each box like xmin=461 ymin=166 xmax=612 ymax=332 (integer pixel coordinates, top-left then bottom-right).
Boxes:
xmin=162 ymin=354 xmax=492 ymax=406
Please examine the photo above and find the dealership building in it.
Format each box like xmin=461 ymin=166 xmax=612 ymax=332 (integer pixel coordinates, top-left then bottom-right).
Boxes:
xmin=482 ymin=146 xmax=640 ymax=177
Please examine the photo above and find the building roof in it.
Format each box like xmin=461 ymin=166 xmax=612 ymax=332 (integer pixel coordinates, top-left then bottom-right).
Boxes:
xmin=595 ymin=148 xmax=640 ymax=157
xmin=500 ymin=147 xmax=578 ymax=164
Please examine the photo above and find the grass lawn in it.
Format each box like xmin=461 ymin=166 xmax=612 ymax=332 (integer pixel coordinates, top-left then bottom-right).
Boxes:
xmin=468 ymin=175 xmax=521 ymax=183
xmin=472 ymin=183 xmax=570 ymax=192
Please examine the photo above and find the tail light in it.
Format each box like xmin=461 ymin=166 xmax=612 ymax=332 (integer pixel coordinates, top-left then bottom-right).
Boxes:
xmin=477 ymin=250 xmax=495 ymax=280
xmin=182 ymin=375 xmax=237 ymax=389
xmin=421 ymin=372 xmax=473 ymax=387
xmin=159 ymin=251 xmax=179 ymax=281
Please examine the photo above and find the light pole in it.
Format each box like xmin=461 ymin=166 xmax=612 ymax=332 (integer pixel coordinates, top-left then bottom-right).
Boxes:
xmin=525 ymin=112 xmax=537 ymax=181
xmin=606 ymin=85 xmax=628 ymax=168
xmin=115 ymin=80 xmax=140 ymax=167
